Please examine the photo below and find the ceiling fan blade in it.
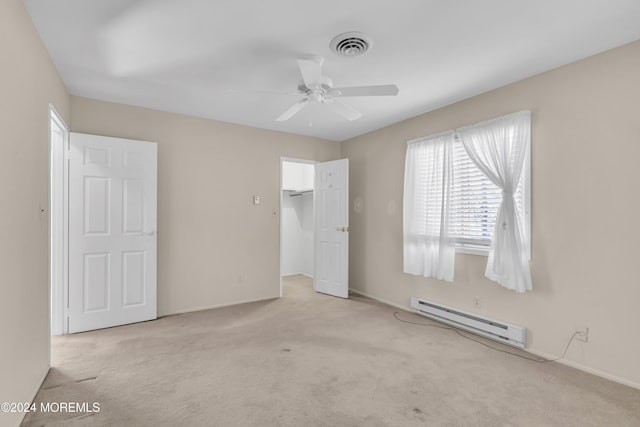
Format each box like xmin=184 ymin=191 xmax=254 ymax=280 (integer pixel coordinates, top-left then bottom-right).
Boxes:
xmin=276 ymin=98 xmax=309 ymax=121
xmin=327 ymin=100 xmax=362 ymax=121
xmin=229 ymin=88 xmax=301 ymax=96
xmin=297 ymin=57 xmax=323 ymax=88
xmin=331 ymin=84 xmax=399 ymax=97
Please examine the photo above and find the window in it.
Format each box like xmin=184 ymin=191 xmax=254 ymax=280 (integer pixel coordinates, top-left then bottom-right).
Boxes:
xmin=450 ymin=137 xmax=530 ymax=256
xmin=403 ymin=111 xmax=532 ymax=290
xmin=404 ymin=119 xmax=530 ymax=257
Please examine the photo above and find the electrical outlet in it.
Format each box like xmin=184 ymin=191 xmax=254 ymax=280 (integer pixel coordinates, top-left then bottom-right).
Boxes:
xmin=474 ymin=296 xmax=481 ymax=308
xmin=575 ymin=325 xmax=589 ymax=342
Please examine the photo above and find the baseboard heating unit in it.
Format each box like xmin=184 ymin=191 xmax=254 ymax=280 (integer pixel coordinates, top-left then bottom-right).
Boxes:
xmin=410 ymin=297 xmax=526 ymax=348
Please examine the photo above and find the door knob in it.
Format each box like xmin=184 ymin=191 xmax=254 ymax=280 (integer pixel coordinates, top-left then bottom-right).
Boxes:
xmin=336 ymin=226 xmax=349 ymax=232
xmin=144 ymin=230 xmax=156 ymax=236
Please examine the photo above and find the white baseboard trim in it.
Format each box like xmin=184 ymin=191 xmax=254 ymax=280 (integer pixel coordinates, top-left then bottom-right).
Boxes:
xmin=163 ymin=295 xmax=279 ymax=317
xmin=349 ymin=288 xmax=640 ymax=391
xmin=349 ymin=288 xmax=411 ymax=312
xmin=282 ymin=272 xmax=313 ymax=279
xmin=526 ymin=348 xmax=640 ymax=390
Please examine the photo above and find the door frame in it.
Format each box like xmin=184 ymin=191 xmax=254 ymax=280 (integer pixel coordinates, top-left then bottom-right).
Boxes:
xmin=49 ymin=105 xmax=70 ymax=337
xmin=279 ymin=157 xmax=316 ymax=297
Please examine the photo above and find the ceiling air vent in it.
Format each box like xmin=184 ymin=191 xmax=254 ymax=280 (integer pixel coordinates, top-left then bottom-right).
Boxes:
xmin=330 ymin=32 xmax=372 ymax=57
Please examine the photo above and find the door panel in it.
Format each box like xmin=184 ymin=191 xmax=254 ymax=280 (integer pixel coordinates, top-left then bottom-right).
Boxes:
xmin=83 ymin=253 xmax=109 ymax=312
xmin=122 ymin=251 xmax=146 ymax=306
xmin=69 ymin=133 xmax=157 ymax=333
xmin=123 ymin=178 xmax=145 ymax=233
xmin=84 ymin=176 xmax=110 ymax=234
xmin=314 ymin=159 xmax=349 ymax=298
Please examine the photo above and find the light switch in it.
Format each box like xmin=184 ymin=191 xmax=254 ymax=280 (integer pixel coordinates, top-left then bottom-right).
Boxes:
xmin=253 ymin=195 xmax=260 ymax=205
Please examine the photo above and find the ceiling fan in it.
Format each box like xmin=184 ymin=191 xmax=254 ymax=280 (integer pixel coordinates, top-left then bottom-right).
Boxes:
xmin=276 ymin=56 xmax=399 ymax=122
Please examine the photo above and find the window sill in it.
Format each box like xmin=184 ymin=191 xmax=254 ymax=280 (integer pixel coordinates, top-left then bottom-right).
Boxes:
xmin=455 ymin=245 xmax=490 ymax=256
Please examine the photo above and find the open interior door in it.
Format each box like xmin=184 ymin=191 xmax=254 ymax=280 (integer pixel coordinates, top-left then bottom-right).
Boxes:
xmin=68 ymin=133 xmax=157 ymax=333
xmin=314 ymin=159 xmax=349 ymax=298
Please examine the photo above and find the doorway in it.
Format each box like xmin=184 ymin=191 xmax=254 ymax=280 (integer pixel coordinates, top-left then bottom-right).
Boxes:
xmin=280 ymin=158 xmax=316 ymax=296
xmin=50 ymin=127 xmax=159 ymax=335
xmin=279 ymin=157 xmax=350 ymax=299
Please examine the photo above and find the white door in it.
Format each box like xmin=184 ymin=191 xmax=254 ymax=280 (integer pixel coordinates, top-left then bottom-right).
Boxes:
xmin=68 ymin=133 xmax=157 ymax=333
xmin=314 ymin=159 xmax=349 ymax=298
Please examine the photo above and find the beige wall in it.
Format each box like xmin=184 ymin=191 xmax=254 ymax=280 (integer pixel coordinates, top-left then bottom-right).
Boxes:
xmin=342 ymin=40 xmax=640 ymax=387
xmin=0 ymin=0 xmax=70 ymax=425
xmin=71 ymin=97 xmax=340 ymax=316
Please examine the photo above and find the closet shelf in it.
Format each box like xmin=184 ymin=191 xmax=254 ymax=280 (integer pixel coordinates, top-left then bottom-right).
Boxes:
xmin=285 ymin=189 xmax=313 ymax=196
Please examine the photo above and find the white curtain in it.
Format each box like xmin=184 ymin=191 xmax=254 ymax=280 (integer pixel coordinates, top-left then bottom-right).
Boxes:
xmin=403 ymin=131 xmax=456 ymax=281
xmin=456 ymin=111 xmax=532 ymax=292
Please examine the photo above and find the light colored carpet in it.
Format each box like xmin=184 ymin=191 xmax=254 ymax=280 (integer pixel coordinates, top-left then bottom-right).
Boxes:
xmin=22 ymin=275 xmax=640 ymax=426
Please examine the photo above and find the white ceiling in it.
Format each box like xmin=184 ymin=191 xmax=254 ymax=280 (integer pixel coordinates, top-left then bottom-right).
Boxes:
xmin=23 ymin=0 xmax=640 ymax=141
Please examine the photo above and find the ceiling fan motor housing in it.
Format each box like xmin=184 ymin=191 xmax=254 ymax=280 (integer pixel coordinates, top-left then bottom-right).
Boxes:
xmin=298 ymin=79 xmax=333 ymax=98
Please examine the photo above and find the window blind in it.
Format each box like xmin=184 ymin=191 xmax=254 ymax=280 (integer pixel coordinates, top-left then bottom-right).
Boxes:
xmin=450 ymin=140 xmax=500 ymax=246
xmin=449 ymin=140 xmax=525 ymax=248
